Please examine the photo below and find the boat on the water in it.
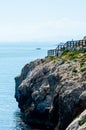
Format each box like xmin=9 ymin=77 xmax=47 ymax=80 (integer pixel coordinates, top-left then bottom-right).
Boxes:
xmin=36 ymin=48 xmax=41 ymax=50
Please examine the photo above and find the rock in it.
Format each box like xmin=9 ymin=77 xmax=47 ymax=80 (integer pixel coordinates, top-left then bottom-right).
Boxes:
xmin=79 ymin=91 xmax=86 ymax=105
xmin=66 ymin=109 xmax=86 ymax=130
xmin=15 ymin=57 xmax=86 ymax=130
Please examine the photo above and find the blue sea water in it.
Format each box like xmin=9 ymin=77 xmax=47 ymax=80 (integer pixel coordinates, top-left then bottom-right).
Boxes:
xmin=0 ymin=42 xmax=55 ymax=130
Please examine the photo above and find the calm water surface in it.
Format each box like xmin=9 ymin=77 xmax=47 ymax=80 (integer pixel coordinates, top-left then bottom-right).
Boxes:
xmin=0 ymin=42 xmax=55 ymax=130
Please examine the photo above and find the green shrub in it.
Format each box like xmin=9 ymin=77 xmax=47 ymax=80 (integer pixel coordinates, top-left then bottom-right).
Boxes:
xmin=74 ymin=59 xmax=78 ymax=62
xmin=46 ymin=56 xmax=58 ymax=62
xmin=69 ymin=56 xmax=76 ymax=60
xmin=60 ymin=60 xmax=65 ymax=65
xmin=79 ymin=117 xmax=86 ymax=126
xmin=61 ymin=49 xmax=69 ymax=56
xmin=49 ymin=56 xmax=55 ymax=61
xmin=80 ymin=67 xmax=86 ymax=72
xmin=79 ymin=48 xmax=86 ymax=53
xmin=72 ymin=68 xmax=77 ymax=73
xmin=80 ymin=62 xmax=84 ymax=67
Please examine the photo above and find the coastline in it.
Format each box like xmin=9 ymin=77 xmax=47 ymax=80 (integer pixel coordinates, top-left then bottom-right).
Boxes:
xmin=15 ymin=49 xmax=86 ymax=130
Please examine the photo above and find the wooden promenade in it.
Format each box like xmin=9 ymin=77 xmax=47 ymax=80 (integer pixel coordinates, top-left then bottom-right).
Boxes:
xmin=48 ymin=38 xmax=86 ymax=56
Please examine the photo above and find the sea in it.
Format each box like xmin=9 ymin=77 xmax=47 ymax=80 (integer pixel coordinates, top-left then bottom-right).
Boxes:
xmin=0 ymin=42 xmax=55 ymax=130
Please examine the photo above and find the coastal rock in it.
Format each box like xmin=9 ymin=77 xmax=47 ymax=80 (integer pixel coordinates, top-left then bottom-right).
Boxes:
xmin=15 ymin=55 xmax=86 ymax=130
xmin=66 ymin=109 xmax=86 ymax=130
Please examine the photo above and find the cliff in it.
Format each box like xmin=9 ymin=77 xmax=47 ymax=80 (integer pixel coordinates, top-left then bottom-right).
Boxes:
xmin=15 ymin=49 xmax=86 ymax=130
xmin=66 ymin=109 xmax=86 ymax=130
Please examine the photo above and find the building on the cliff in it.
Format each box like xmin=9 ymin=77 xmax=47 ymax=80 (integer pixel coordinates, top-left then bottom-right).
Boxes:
xmin=48 ymin=49 xmax=57 ymax=56
xmin=47 ymin=36 xmax=86 ymax=56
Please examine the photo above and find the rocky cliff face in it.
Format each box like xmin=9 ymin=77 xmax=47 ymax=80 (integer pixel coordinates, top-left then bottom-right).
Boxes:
xmin=66 ymin=109 xmax=86 ymax=130
xmin=15 ymin=51 xmax=86 ymax=130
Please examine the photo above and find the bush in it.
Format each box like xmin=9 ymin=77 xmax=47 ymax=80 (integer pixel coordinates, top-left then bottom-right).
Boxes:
xmin=61 ymin=49 xmax=69 ymax=56
xmin=79 ymin=48 xmax=86 ymax=53
xmin=80 ymin=62 xmax=84 ymax=67
xmin=80 ymin=67 xmax=86 ymax=72
xmin=46 ymin=56 xmax=58 ymax=62
xmin=60 ymin=60 xmax=65 ymax=65
xmin=79 ymin=117 xmax=86 ymax=126
xmin=72 ymin=68 xmax=77 ymax=73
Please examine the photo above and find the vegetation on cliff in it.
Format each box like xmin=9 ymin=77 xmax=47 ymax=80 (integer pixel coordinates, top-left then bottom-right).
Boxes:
xmin=46 ymin=48 xmax=86 ymax=62
xmin=15 ymin=48 xmax=86 ymax=130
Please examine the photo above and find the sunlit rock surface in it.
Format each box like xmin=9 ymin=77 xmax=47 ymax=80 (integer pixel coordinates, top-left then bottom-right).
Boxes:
xmin=15 ymin=51 xmax=86 ymax=130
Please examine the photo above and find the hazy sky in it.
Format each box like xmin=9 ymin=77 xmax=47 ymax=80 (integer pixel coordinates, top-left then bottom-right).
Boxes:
xmin=0 ymin=0 xmax=86 ymax=42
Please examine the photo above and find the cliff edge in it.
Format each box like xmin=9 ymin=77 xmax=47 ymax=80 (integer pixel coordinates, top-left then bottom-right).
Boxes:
xmin=15 ymin=49 xmax=86 ymax=130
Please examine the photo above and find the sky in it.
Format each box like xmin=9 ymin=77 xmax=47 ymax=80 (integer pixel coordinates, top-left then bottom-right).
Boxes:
xmin=0 ymin=0 xmax=86 ymax=42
